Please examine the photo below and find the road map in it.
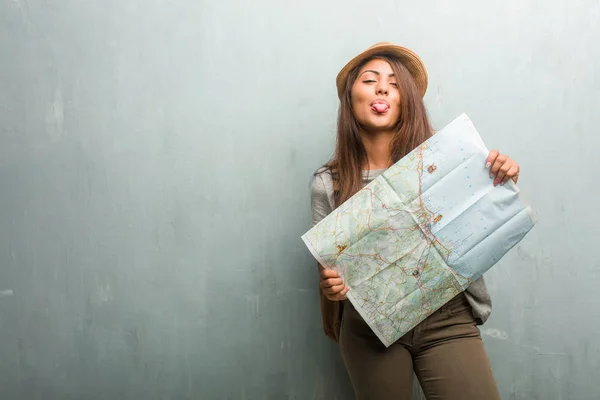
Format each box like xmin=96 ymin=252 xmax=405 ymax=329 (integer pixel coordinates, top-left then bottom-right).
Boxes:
xmin=301 ymin=113 xmax=536 ymax=347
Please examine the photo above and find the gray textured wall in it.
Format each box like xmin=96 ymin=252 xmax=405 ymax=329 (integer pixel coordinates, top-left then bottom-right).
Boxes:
xmin=0 ymin=0 xmax=598 ymax=399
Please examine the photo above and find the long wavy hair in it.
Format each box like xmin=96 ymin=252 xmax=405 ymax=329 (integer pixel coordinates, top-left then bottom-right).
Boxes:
xmin=325 ymin=55 xmax=434 ymax=207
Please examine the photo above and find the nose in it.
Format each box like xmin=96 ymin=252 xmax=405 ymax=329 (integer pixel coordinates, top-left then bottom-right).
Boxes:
xmin=376 ymin=82 xmax=389 ymax=96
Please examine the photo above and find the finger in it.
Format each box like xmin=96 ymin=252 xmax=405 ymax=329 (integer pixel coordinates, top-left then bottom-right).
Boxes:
xmin=320 ymin=277 xmax=343 ymax=288
xmin=501 ymin=164 xmax=520 ymax=184
xmin=485 ymin=149 xmax=499 ymax=169
xmin=326 ymin=293 xmax=346 ymax=301
xmin=319 ymin=268 xmax=340 ymax=279
xmin=337 ymin=286 xmax=350 ymax=301
xmin=327 ymin=286 xmax=350 ymax=301
xmin=323 ymin=283 xmax=345 ymax=295
xmin=494 ymin=160 xmax=512 ymax=186
xmin=489 ymin=154 xmax=507 ymax=179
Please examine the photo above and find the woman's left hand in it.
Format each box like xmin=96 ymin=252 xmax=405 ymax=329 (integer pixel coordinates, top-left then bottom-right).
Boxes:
xmin=486 ymin=150 xmax=520 ymax=186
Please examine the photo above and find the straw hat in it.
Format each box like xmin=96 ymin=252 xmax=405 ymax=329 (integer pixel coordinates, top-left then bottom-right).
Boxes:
xmin=335 ymin=42 xmax=428 ymax=99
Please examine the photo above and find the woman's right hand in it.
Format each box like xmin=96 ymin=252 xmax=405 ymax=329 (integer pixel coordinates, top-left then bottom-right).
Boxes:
xmin=319 ymin=267 xmax=350 ymax=301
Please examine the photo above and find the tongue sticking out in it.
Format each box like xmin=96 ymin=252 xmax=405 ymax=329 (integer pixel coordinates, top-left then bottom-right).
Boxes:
xmin=372 ymin=103 xmax=389 ymax=113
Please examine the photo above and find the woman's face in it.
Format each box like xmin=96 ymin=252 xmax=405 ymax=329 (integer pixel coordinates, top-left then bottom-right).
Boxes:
xmin=350 ymin=58 xmax=401 ymax=133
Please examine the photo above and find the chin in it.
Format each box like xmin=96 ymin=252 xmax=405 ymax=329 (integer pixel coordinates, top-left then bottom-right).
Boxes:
xmin=365 ymin=120 xmax=395 ymax=132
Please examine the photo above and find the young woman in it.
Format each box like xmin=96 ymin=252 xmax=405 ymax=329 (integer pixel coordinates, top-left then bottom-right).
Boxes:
xmin=310 ymin=42 xmax=520 ymax=400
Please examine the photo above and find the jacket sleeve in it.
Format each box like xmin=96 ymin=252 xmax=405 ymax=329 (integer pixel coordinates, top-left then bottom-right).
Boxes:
xmin=309 ymin=171 xmax=342 ymax=343
xmin=310 ymin=172 xmax=332 ymax=227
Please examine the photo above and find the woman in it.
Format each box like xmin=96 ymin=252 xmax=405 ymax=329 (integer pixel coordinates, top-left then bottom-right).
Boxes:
xmin=310 ymin=43 xmax=520 ymax=399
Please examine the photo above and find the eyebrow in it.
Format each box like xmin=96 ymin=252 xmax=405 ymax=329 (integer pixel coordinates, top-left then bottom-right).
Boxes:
xmin=360 ymin=70 xmax=395 ymax=77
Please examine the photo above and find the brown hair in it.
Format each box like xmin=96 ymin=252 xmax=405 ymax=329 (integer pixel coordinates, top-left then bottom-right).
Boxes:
xmin=324 ymin=55 xmax=434 ymax=207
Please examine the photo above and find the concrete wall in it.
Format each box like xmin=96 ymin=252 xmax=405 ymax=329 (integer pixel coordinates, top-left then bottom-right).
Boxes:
xmin=0 ymin=0 xmax=598 ymax=399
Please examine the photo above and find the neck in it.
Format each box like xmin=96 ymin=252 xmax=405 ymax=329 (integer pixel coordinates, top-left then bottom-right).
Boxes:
xmin=360 ymin=130 xmax=394 ymax=170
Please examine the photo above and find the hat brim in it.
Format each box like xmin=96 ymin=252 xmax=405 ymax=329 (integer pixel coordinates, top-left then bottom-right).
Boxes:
xmin=335 ymin=43 xmax=428 ymax=99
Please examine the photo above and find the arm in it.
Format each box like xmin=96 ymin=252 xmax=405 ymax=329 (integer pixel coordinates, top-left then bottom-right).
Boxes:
xmin=310 ymin=172 xmax=349 ymax=301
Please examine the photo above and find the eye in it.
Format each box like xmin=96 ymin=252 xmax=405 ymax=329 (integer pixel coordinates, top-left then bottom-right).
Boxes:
xmin=362 ymin=80 xmax=376 ymax=83
xmin=390 ymin=82 xmax=398 ymax=87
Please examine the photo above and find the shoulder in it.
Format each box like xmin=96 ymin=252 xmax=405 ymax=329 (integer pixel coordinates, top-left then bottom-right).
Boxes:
xmin=309 ymin=166 xmax=335 ymax=224
xmin=310 ymin=166 xmax=334 ymax=196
